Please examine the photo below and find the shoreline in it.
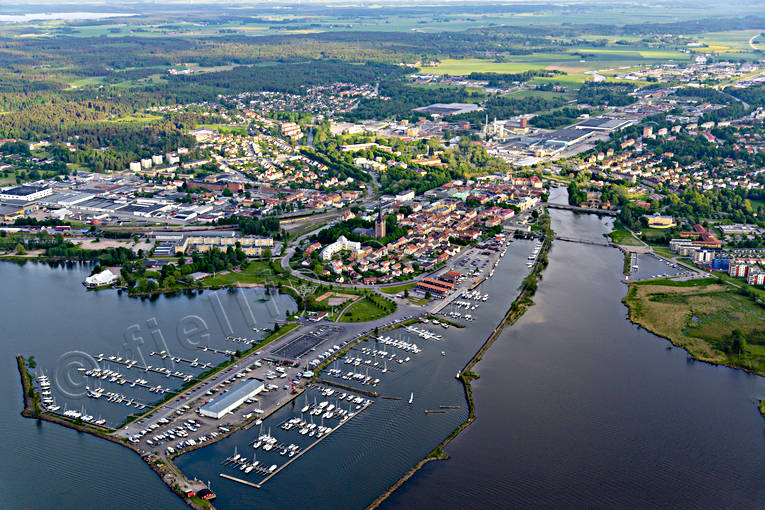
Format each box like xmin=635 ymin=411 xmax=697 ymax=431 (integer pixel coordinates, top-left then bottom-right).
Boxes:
xmin=365 ymin=215 xmax=554 ymax=510
xmin=621 ymin=282 xmax=765 ymax=380
xmin=620 ymin=272 xmax=765 ymax=421
xmin=13 ymin=224 xmax=552 ymax=510
xmin=16 ymin=320 xmax=305 ymax=510
xmin=16 ymin=355 xmax=211 ymax=510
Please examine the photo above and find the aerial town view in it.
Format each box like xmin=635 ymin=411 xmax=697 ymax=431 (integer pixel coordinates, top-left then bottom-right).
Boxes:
xmin=2 ymin=1 xmax=765 ymax=509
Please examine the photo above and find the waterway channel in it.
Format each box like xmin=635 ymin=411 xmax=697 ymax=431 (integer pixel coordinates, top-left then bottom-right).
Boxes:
xmin=381 ymin=200 xmax=765 ymax=509
xmin=6 ymin=198 xmax=765 ymax=509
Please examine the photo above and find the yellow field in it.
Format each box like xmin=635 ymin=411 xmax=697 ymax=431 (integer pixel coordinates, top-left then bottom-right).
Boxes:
xmin=695 ymin=30 xmax=763 ymax=52
xmin=423 ymin=59 xmax=547 ymax=75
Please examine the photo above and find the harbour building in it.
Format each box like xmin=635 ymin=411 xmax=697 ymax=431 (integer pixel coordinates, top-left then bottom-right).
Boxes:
xmin=199 ymin=378 xmax=264 ymax=419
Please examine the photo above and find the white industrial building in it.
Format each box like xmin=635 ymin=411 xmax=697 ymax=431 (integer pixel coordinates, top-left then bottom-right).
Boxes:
xmin=199 ymin=378 xmax=264 ymax=419
xmin=0 ymin=185 xmax=53 ymax=202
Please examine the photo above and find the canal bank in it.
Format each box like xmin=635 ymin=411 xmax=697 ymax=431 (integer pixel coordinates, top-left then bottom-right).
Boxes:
xmin=379 ymin=206 xmax=765 ymax=510
xmin=367 ymin=218 xmax=553 ymax=510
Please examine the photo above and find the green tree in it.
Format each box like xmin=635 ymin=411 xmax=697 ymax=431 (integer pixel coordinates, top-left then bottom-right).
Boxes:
xmin=728 ymin=329 xmax=747 ymax=355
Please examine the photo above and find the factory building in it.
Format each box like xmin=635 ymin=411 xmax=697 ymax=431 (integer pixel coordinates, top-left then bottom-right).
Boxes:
xmin=0 ymin=185 xmax=53 ymax=202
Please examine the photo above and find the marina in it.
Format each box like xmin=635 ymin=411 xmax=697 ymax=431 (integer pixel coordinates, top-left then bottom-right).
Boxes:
xmin=218 ymin=389 xmax=373 ymax=488
xmin=11 ymin=202 xmax=765 ymax=510
xmin=94 ymin=353 xmax=198 ymax=382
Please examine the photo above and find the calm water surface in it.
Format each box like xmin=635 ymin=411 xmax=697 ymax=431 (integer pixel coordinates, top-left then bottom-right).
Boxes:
xmin=382 ymin=207 xmax=765 ymax=509
xmin=0 ymin=262 xmax=292 ymax=509
xmin=5 ymin=203 xmax=765 ymax=509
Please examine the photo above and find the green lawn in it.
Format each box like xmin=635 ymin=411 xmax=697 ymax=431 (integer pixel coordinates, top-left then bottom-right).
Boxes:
xmin=609 ymin=223 xmax=642 ymax=246
xmin=202 ymin=260 xmax=280 ymax=286
xmin=338 ymin=295 xmax=396 ymax=322
xmin=379 ymin=282 xmax=416 ymax=295
xmin=651 ymin=246 xmax=675 ymax=258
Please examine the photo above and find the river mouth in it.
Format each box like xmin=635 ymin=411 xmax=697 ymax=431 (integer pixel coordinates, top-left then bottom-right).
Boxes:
xmin=379 ymin=205 xmax=765 ymax=510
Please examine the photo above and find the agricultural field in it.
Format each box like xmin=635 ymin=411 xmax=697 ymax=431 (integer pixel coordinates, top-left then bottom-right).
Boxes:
xmin=624 ymin=278 xmax=765 ymax=375
xmin=423 ymin=59 xmax=548 ymax=75
xmin=693 ymin=29 xmax=764 ymax=52
xmin=425 ymin=45 xmax=693 ymax=86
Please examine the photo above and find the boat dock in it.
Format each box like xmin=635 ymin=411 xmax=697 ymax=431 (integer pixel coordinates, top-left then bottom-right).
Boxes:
xmin=148 ymin=351 xmax=213 ymax=370
xmin=220 ymin=473 xmax=260 ymax=488
xmin=198 ymin=345 xmax=237 ymax=357
xmin=94 ymin=354 xmax=195 ymax=382
xmin=316 ymin=378 xmax=379 ymax=398
xmin=224 ymin=335 xmax=262 ymax=346
xmin=220 ymin=401 xmax=372 ymax=489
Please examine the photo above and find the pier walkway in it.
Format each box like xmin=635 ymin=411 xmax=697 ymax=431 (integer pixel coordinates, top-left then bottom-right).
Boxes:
xmin=220 ymin=401 xmax=372 ymax=488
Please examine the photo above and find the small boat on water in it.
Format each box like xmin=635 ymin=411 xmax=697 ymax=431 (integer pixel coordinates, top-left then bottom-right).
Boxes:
xmin=408 ymin=392 xmax=414 ymax=404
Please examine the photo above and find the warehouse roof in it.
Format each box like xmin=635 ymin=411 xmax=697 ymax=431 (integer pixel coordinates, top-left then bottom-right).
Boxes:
xmin=199 ymin=378 xmax=264 ymax=416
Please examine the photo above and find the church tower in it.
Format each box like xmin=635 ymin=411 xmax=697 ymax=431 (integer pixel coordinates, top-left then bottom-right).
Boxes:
xmin=375 ymin=201 xmax=386 ymax=239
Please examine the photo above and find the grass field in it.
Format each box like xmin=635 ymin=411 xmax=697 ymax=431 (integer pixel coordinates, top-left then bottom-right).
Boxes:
xmin=338 ymin=295 xmax=396 ymax=322
xmin=695 ymin=30 xmax=763 ymax=52
xmin=379 ymin=282 xmax=416 ymax=295
xmin=425 ymin=45 xmax=689 ymax=86
xmin=609 ymin=223 xmax=642 ymax=246
xmin=624 ymin=278 xmax=765 ymax=375
xmin=202 ymin=260 xmax=278 ymax=287
xmin=424 ymin=59 xmax=548 ymax=75
xmin=641 ymin=227 xmax=673 ymax=242
xmin=106 ymin=113 xmax=164 ymax=124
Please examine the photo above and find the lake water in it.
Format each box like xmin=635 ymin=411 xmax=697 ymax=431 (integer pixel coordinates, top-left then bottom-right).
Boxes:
xmin=0 ymin=261 xmax=292 ymax=508
xmin=4 ymin=200 xmax=765 ymax=509
xmin=381 ymin=204 xmax=765 ymax=509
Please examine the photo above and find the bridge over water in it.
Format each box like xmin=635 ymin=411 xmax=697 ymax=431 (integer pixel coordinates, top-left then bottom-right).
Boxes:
xmin=544 ymin=203 xmax=619 ymax=216
xmin=553 ymin=236 xmax=613 ymax=247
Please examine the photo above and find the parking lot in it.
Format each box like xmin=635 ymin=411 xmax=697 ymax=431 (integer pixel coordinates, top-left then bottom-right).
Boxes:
xmin=272 ymin=325 xmax=343 ymax=359
xmin=117 ymin=313 xmax=419 ymax=458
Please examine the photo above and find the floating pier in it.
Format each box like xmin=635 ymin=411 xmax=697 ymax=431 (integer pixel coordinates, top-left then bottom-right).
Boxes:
xmin=316 ymin=378 xmax=379 ymax=398
xmin=198 ymin=345 xmax=237 ymax=356
xmin=94 ymin=354 xmax=195 ymax=382
xmin=221 ymin=401 xmax=372 ymax=489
